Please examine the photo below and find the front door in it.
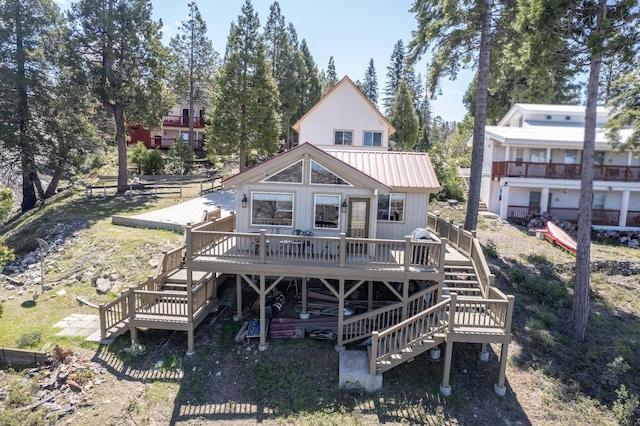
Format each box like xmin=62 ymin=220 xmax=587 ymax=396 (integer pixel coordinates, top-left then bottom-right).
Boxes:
xmin=347 ymin=198 xmax=369 ymax=239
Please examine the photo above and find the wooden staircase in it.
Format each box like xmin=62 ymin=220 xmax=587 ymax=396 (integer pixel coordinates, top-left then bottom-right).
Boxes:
xmin=372 ymin=331 xmax=445 ymax=373
xmin=444 ymin=264 xmax=482 ymax=296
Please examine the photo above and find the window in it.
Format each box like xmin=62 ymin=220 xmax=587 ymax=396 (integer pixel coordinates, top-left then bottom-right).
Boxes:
xmin=363 ymin=131 xmax=382 ymax=147
xmin=594 ymin=151 xmax=605 ymax=166
xmin=251 ymin=193 xmax=293 ymax=227
xmin=377 ymin=194 xmax=405 ymax=222
xmin=530 ymin=149 xmax=546 ymax=163
xmin=593 ymin=193 xmax=605 ymax=210
xmin=314 ymin=195 xmax=340 ymax=229
xmin=529 ymin=191 xmax=541 ymax=207
xmin=564 ymin=150 xmax=578 ymax=164
xmin=515 ymin=148 xmax=524 ymax=164
xmin=334 ymin=130 xmax=353 ymax=145
xmin=263 ymin=160 xmax=303 ymax=183
xmin=310 ymin=160 xmax=350 ymax=185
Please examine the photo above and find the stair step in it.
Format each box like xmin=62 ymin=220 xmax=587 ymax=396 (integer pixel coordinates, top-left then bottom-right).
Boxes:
xmin=444 ymin=279 xmax=479 ymax=285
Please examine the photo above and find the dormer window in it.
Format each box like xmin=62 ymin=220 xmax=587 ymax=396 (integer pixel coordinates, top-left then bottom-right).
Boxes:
xmin=546 ymin=115 xmax=552 ymax=120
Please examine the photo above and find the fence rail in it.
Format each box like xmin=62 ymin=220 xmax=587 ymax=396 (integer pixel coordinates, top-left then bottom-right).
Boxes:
xmin=85 ymin=176 xmax=220 ymax=200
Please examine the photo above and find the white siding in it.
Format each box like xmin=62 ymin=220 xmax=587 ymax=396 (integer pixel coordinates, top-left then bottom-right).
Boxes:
xmin=299 ymin=83 xmax=389 ymax=149
xmin=375 ymin=193 xmax=428 ymax=240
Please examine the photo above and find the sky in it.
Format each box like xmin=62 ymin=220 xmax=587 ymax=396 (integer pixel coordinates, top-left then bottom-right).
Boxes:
xmin=55 ymin=0 xmax=473 ymax=122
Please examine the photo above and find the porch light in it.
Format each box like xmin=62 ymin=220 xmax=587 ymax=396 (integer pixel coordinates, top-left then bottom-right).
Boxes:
xmin=242 ymin=194 xmax=248 ymax=208
xmin=341 ymin=199 xmax=347 ymax=213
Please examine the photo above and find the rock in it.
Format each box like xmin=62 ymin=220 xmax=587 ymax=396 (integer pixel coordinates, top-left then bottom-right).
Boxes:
xmin=629 ymin=239 xmax=639 ymax=249
xmin=0 ymin=274 xmax=23 ymax=286
xmin=42 ymin=284 xmax=54 ymax=291
xmin=109 ymin=273 xmax=120 ymax=281
xmin=4 ymin=284 xmax=16 ymax=291
xmin=95 ymin=277 xmax=112 ymax=294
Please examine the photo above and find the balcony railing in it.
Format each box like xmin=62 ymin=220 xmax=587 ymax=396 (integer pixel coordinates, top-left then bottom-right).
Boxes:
xmin=507 ymin=205 xmax=640 ymax=227
xmin=163 ymin=115 xmax=205 ymax=128
xmin=492 ymin=161 xmax=640 ymax=182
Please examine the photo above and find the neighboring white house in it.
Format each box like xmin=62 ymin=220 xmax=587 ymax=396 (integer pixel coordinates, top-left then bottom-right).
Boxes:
xmin=480 ymin=103 xmax=640 ymax=228
xmin=223 ymin=76 xmax=440 ymax=241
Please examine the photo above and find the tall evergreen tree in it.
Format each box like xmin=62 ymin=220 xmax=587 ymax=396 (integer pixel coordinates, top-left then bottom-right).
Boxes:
xmin=415 ymin=73 xmax=433 ymax=151
xmin=363 ymin=58 xmax=378 ymax=106
xmin=383 ymin=40 xmax=405 ymax=114
xmin=206 ymin=0 xmax=281 ymax=171
xmin=168 ymin=1 xmax=218 ymax=148
xmin=264 ymin=1 xmax=298 ymax=147
xmin=325 ymin=55 xmax=338 ymax=91
xmin=71 ymin=0 xmax=170 ymax=193
xmin=388 ymin=80 xmax=419 ymax=151
xmin=559 ymin=0 xmax=639 ymax=342
xmin=409 ymin=0 xmax=499 ymax=232
xmin=296 ymin=39 xmax=322 ymax=119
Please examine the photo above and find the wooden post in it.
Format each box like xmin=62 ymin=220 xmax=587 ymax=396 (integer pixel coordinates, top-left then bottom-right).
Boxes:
xmin=369 ymin=331 xmax=379 ymax=375
xmin=258 ymin=274 xmax=267 ymax=351
xmin=233 ymin=274 xmax=242 ymax=321
xmin=186 ymin=267 xmax=194 ymax=355
xmin=259 ymin=229 xmax=266 ymax=263
xmin=99 ymin=304 xmax=107 ymax=340
xmin=368 ymin=281 xmax=373 ymax=312
xmin=103 ymin=186 xmax=107 ymax=199
xmin=404 ymin=236 xmax=411 ymax=271
xmin=301 ymin=277 xmax=308 ymax=316
xmin=339 ymin=233 xmax=346 ymax=267
xmin=128 ymin=289 xmax=137 ymax=347
xmin=496 ymin=342 xmax=509 ymax=394
xmin=439 ymin=237 xmax=448 ymax=274
xmin=440 ymin=293 xmax=457 ymax=396
xmin=402 ymin=279 xmax=410 ymax=320
xmin=185 ymin=224 xmax=193 ymax=262
xmin=336 ymin=278 xmax=345 ymax=350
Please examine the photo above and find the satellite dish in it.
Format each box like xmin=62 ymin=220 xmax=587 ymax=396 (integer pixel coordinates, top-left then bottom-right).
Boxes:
xmin=36 ymin=238 xmax=50 ymax=253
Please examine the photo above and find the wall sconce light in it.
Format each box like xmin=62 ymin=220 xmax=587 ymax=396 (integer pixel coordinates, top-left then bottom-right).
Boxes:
xmin=241 ymin=194 xmax=248 ymax=208
xmin=562 ymin=188 xmax=568 ymax=193
xmin=341 ymin=199 xmax=348 ymax=213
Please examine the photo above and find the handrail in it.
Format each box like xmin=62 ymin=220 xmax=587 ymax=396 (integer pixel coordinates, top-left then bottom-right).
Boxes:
xmin=186 ymin=229 xmax=445 ymax=271
xmin=342 ymin=284 xmax=440 ymax=345
xmin=370 ymin=298 xmax=450 ymax=374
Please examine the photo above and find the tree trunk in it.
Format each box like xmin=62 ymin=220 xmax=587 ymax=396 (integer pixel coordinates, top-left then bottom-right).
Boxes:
xmin=566 ymin=1 xmax=605 ymax=342
xmin=115 ymin=103 xmax=128 ymax=193
xmin=464 ymin=0 xmax=492 ymax=231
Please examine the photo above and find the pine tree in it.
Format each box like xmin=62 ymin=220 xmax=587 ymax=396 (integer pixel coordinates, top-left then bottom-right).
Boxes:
xmin=383 ymin=40 xmax=405 ymax=114
xmin=71 ymin=0 xmax=171 ymax=193
xmin=264 ymin=1 xmax=298 ymax=147
xmin=168 ymin=1 xmax=219 ymax=147
xmin=363 ymin=58 xmax=378 ymax=106
xmin=206 ymin=0 xmax=281 ymax=171
xmin=296 ymin=39 xmax=322 ymax=119
xmin=388 ymin=80 xmax=419 ymax=151
xmin=326 ymin=56 xmax=338 ymax=91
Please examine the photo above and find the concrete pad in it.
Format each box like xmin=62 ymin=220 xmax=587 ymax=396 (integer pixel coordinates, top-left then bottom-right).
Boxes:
xmin=53 ymin=314 xmax=100 ymax=338
xmin=339 ymin=350 xmax=382 ymax=393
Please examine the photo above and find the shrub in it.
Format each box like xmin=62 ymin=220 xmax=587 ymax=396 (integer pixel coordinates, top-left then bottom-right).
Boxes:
xmin=15 ymin=331 xmax=42 ymax=348
xmin=89 ymin=153 xmax=105 ymax=170
xmin=144 ymin=150 xmax=165 ymax=175
xmin=482 ymin=239 xmax=499 ymax=259
xmin=128 ymin=142 xmax=148 ymax=174
xmin=613 ymin=384 xmax=639 ymax=426
xmin=166 ymin=141 xmax=195 ymax=175
xmin=509 ymin=268 xmax=527 ymax=284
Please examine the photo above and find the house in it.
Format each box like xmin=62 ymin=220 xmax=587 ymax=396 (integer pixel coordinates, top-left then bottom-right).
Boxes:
xmin=100 ymin=76 xmax=515 ymax=397
xmin=128 ymin=103 xmax=206 ymax=150
xmin=222 ymin=142 xmax=440 ymax=241
xmin=480 ymin=103 xmax=640 ymax=228
xmin=223 ymin=75 xmax=438 ymax=241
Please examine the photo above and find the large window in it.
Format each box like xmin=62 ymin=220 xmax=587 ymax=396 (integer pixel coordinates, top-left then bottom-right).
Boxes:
xmin=377 ymin=194 xmax=405 ymax=222
xmin=251 ymin=193 xmax=293 ymax=227
xmin=263 ymin=160 xmax=303 ymax=183
xmin=314 ymin=195 xmax=340 ymax=229
xmin=310 ymin=160 xmax=350 ymax=185
xmin=363 ymin=131 xmax=382 ymax=147
xmin=530 ymin=149 xmax=546 ymax=163
xmin=334 ymin=130 xmax=353 ymax=145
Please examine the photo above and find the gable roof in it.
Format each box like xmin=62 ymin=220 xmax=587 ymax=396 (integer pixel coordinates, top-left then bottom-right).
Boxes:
xmin=222 ymin=142 xmax=391 ymax=192
xmin=292 ymin=76 xmax=396 ymax=135
xmin=324 ymin=149 xmax=440 ymax=193
xmin=497 ymin=103 xmax=609 ymax=127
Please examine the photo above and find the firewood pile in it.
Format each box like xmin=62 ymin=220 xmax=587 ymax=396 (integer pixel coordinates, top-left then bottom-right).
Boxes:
xmin=19 ymin=345 xmax=107 ymax=422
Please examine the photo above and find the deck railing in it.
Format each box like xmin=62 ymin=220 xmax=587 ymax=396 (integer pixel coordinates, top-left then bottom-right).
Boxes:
xmin=186 ymin=228 xmax=445 ymax=271
xmin=370 ymin=298 xmax=450 ymax=374
xmin=342 ymin=283 xmax=440 ymax=345
xmin=427 ymin=212 xmax=494 ymax=298
xmin=492 ymin=161 xmax=640 ymax=182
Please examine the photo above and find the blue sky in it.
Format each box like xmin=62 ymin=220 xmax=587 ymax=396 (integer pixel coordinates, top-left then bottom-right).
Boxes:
xmin=55 ymin=0 xmax=473 ymax=122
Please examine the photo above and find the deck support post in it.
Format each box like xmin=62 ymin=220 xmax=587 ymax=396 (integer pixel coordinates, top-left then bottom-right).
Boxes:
xmin=258 ymin=274 xmax=267 ymax=351
xmin=368 ymin=281 xmax=373 ymax=312
xmin=187 ymin=329 xmax=194 ymax=356
xmin=300 ymin=277 xmax=309 ymax=319
xmin=440 ymin=339 xmax=453 ymax=396
xmin=233 ymin=274 xmax=242 ymax=321
xmin=186 ymin=265 xmax=194 ymax=356
xmin=494 ymin=342 xmax=509 ymax=396
xmin=335 ymin=278 xmax=345 ymax=351
xmin=402 ymin=279 xmax=409 ymax=320
xmin=479 ymin=343 xmax=489 ymax=361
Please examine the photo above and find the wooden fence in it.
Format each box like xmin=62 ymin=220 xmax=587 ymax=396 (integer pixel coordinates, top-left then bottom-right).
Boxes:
xmin=0 ymin=348 xmax=49 ymax=366
xmin=85 ymin=176 xmax=220 ymax=200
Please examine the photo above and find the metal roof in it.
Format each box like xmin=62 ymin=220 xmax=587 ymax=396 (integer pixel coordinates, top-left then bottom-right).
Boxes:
xmin=324 ymin=149 xmax=440 ymax=192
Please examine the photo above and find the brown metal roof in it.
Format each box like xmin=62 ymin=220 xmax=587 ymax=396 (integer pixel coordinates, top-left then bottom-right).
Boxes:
xmin=324 ymin=150 xmax=440 ymax=192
